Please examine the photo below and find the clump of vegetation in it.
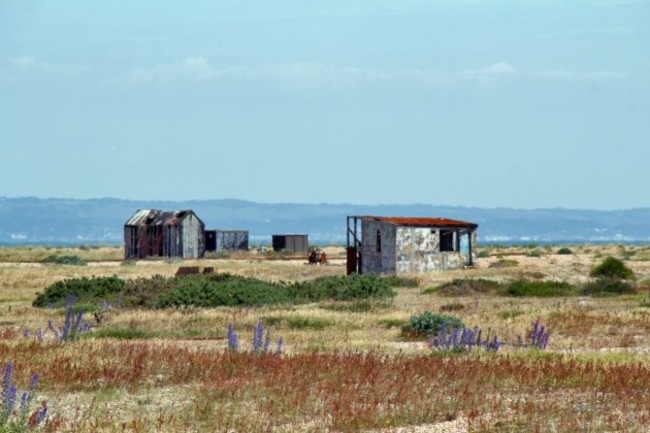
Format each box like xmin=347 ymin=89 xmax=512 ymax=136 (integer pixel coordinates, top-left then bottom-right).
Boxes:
xmin=556 ymin=247 xmax=573 ymax=255
xmin=475 ymin=250 xmax=491 ymax=258
xmin=590 ymin=257 xmax=636 ymax=280
xmin=227 ymin=321 xmax=283 ymax=354
xmin=33 ymin=276 xmax=125 ymax=307
xmin=48 ymin=305 xmax=94 ymax=343
xmin=435 ymin=278 xmax=501 ymax=296
xmin=1 ymin=362 xmax=48 ymax=430
xmin=402 ymin=311 xmax=464 ymax=339
xmin=504 ymin=280 xmax=577 ymax=297
xmin=516 ymin=320 xmax=551 ymax=349
xmin=581 ymin=278 xmax=637 ymax=297
xmin=526 ymin=249 xmax=542 ymax=258
xmin=34 ymin=273 xmax=396 ymax=309
xmin=428 ymin=323 xmax=500 ymax=352
xmin=43 ymin=254 xmax=87 ymax=265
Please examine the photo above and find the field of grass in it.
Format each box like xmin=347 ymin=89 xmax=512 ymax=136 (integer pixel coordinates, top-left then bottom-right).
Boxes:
xmin=2 ymin=244 xmax=650 ymax=432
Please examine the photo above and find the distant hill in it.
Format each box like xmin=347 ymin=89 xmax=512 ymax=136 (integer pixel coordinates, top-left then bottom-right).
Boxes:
xmin=1 ymin=197 xmax=649 ymax=245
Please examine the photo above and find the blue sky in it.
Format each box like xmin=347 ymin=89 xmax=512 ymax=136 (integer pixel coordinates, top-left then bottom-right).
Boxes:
xmin=1 ymin=0 xmax=648 ymax=209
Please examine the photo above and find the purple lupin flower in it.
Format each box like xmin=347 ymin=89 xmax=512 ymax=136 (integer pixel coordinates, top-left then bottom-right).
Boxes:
xmin=227 ymin=323 xmax=239 ymax=352
xmin=252 ymin=321 xmax=264 ymax=352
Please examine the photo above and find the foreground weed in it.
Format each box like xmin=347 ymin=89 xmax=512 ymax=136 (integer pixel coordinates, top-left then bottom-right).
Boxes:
xmin=48 ymin=306 xmax=93 ymax=343
xmin=428 ymin=323 xmax=501 ymax=352
xmin=227 ymin=322 xmax=282 ymax=354
xmin=0 ymin=363 xmax=47 ymax=431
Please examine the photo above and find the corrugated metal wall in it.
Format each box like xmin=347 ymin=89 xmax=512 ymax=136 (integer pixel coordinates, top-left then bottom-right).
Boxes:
xmin=272 ymin=235 xmax=308 ymax=253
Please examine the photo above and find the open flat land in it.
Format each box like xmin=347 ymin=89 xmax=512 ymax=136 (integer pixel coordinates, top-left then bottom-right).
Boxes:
xmin=1 ymin=244 xmax=650 ymax=432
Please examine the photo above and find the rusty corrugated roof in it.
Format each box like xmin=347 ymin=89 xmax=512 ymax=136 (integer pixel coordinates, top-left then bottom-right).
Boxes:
xmin=363 ymin=216 xmax=477 ymax=228
xmin=124 ymin=209 xmax=196 ymax=227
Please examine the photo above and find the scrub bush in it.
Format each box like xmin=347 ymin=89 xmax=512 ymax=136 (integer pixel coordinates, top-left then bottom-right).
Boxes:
xmin=590 ymin=257 xmax=635 ymax=280
xmin=402 ymin=311 xmax=464 ymax=338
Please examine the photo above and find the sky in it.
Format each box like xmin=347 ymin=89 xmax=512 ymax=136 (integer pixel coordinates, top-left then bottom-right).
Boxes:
xmin=1 ymin=0 xmax=649 ymax=209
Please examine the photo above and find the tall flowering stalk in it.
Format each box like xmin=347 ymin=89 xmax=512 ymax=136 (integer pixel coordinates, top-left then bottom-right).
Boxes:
xmin=428 ymin=323 xmax=500 ymax=352
xmin=48 ymin=305 xmax=93 ymax=343
xmin=0 ymin=363 xmax=47 ymax=430
xmin=227 ymin=322 xmax=283 ymax=354
xmin=227 ymin=323 xmax=239 ymax=352
xmin=518 ymin=320 xmax=551 ymax=349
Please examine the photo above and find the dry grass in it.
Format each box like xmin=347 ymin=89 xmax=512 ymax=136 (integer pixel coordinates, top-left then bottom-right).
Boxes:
xmin=2 ymin=245 xmax=650 ymax=431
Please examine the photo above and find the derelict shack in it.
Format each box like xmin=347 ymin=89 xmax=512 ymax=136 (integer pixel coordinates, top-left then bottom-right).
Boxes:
xmin=205 ymin=230 xmax=249 ymax=252
xmin=124 ymin=209 xmax=205 ymax=260
xmin=272 ymin=234 xmax=309 ymax=254
xmin=346 ymin=216 xmax=478 ymax=275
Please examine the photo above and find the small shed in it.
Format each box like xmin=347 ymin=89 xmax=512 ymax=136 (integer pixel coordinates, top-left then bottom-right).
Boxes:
xmin=346 ymin=216 xmax=478 ymax=275
xmin=272 ymin=234 xmax=309 ymax=254
xmin=205 ymin=230 xmax=249 ymax=252
xmin=124 ymin=209 xmax=205 ymax=260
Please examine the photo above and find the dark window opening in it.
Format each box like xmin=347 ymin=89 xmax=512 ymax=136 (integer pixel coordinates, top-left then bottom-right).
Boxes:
xmin=440 ymin=230 xmax=455 ymax=252
xmin=376 ymin=230 xmax=382 ymax=253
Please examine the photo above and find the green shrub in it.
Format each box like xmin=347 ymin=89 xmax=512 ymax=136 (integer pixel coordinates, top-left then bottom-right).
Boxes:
xmin=158 ymin=273 xmax=292 ymax=308
xmin=35 ymin=273 xmax=395 ymax=309
xmin=475 ymin=250 xmax=490 ymax=258
xmin=33 ymin=276 xmax=125 ymax=307
xmin=43 ymin=255 xmax=87 ymax=266
xmin=288 ymin=274 xmax=396 ymax=303
xmin=526 ymin=250 xmax=542 ymax=258
xmin=581 ymin=278 xmax=637 ymax=297
xmin=503 ymin=280 xmax=577 ymax=297
xmin=556 ymin=247 xmax=573 ymax=255
xmin=590 ymin=257 xmax=635 ymax=280
xmin=402 ymin=311 xmax=464 ymax=338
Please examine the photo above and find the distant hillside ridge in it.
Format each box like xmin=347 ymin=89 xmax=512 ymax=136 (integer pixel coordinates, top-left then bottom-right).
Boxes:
xmin=1 ymin=197 xmax=649 ymax=245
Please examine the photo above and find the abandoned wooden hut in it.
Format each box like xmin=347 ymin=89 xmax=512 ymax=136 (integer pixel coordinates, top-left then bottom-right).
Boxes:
xmin=205 ymin=229 xmax=249 ymax=252
xmin=346 ymin=216 xmax=478 ymax=275
xmin=124 ymin=209 xmax=205 ymax=260
xmin=272 ymin=234 xmax=309 ymax=254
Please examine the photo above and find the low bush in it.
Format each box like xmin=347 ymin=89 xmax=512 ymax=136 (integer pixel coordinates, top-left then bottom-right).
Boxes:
xmin=402 ymin=311 xmax=464 ymax=339
xmin=43 ymin=254 xmax=87 ymax=265
xmin=35 ymin=273 xmax=396 ymax=309
xmin=581 ymin=278 xmax=637 ymax=297
xmin=556 ymin=247 xmax=573 ymax=255
xmin=504 ymin=280 xmax=577 ymax=297
xmin=590 ymin=257 xmax=635 ymax=280
xmin=33 ymin=276 xmax=125 ymax=307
